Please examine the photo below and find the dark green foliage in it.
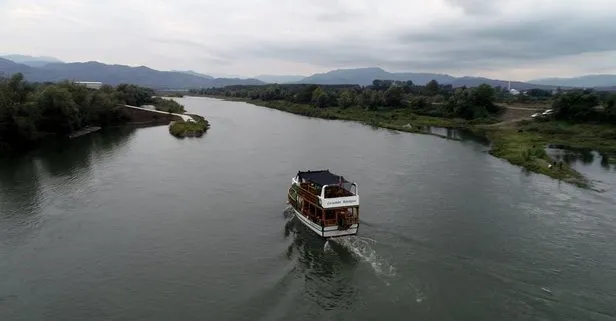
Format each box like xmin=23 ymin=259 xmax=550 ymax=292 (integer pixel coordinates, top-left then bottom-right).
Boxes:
xmin=169 ymin=116 xmax=210 ymax=138
xmin=153 ymin=97 xmax=185 ymax=113
xmin=190 ymin=80 xmax=616 ymax=123
xmin=384 ymin=85 xmax=405 ymax=107
xmin=311 ymin=87 xmax=329 ymax=108
xmin=553 ymin=90 xmax=601 ymax=121
xmin=425 ymin=80 xmax=439 ymax=96
xmin=443 ymin=85 xmax=499 ymax=119
xmin=337 ymin=90 xmax=355 ymax=108
xmin=409 ymin=96 xmax=430 ymax=110
xmin=607 ymin=94 xmax=616 ymax=121
xmin=0 ymin=73 xmax=143 ymax=154
xmin=193 ymin=80 xmax=501 ymax=117
xmin=115 ymin=84 xmax=155 ymax=107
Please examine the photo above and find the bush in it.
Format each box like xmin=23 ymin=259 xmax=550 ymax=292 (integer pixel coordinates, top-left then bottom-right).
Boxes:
xmin=154 ymin=98 xmax=185 ymax=113
xmin=169 ymin=115 xmax=209 ymax=138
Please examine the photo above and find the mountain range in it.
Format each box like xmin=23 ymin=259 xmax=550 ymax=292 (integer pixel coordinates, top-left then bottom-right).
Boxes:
xmin=254 ymin=74 xmax=306 ymax=84
xmin=528 ymin=75 xmax=616 ymax=88
xmin=0 ymin=57 xmax=264 ymax=89
xmin=1 ymin=54 xmax=64 ymax=67
xmin=1 ymin=54 xmax=616 ymax=90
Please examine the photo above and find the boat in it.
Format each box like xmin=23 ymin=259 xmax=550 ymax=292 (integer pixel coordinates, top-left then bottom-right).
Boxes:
xmin=287 ymin=170 xmax=359 ymax=238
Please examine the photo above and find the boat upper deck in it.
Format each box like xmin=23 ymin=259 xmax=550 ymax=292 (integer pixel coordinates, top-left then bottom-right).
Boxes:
xmin=293 ymin=170 xmax=359 ymax=208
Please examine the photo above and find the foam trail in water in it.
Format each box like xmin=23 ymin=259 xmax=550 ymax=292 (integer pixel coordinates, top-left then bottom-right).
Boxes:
xmin=282 ymin=206 xmax=295 ymax=220
xmin=323 ymin=240 xmax=332 ymax=252
xmin=330 ymin=236 xmax=397 ymax=281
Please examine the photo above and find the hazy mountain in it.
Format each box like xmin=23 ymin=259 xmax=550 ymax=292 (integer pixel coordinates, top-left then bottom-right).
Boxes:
xmin=450 ymin=77 xmax=558 ymax=90
xmin=297 ymin=67 xmax=456 ymax=86
xmin=0 ymin=58 xmax=33 ymax=75
xmin=172 ymin=70 xmax=214 ymax=79
xmin=255 ymin=74 xmax=306 ymax=84
xmin=0 ymin=59 xmax=264 ymax=89
xmin=528 ymin=74 xmax=616 ymax=88
xmin=295 ymin=67 xmax=563 ymax=90
xmin=2 ymin=54 xmax=64 ymax=67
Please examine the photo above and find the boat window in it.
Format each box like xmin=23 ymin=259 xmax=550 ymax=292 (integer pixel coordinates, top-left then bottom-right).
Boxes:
xmin=349 ymin=184 xmax=356 ymax=195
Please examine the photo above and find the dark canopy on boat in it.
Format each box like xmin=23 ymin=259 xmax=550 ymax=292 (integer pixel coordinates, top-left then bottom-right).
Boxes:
xmin=297 ymin=170 xmax=349 ymax=186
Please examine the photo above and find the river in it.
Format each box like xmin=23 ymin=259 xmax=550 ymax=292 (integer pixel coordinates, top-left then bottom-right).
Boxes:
xmin=1 ymin=97 xmax=615 ymax=321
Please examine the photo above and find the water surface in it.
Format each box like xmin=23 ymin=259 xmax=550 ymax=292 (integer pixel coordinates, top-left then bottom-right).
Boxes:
xmin=1 ymin=97 xmax=615 ymax=321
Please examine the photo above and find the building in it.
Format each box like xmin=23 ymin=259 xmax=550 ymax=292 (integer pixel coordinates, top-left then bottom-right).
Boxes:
xmin=75 ymin=81 xmax=103 ymax=90
xmin=507 ymin=81 xmax=520 ymax=95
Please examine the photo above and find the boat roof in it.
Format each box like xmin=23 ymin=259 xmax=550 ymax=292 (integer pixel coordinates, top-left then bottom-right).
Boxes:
xmin=297 ymin=170 xmax=350 ymax=186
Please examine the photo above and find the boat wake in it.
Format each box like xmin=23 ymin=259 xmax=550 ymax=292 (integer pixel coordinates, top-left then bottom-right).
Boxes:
xmin=282 ymin=205 xmax=295 ymax=220
xmin=327 ymin=236 xmax=397 ymax=282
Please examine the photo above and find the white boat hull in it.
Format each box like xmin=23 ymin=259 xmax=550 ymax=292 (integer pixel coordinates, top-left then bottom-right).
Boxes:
xmin=291 ymin=206 xmax=359 ymax=238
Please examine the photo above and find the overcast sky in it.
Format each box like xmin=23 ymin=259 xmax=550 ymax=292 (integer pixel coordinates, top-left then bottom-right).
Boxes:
xmin=2 ymin=0 xmax=615 ymax=80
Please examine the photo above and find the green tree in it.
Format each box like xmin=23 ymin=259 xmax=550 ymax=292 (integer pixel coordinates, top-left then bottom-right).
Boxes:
xmin=384 ymin=85 xmax=404 ymax=107
xmin=153 ymin=97 xmax=185 ymax=113
xmin=338 ymin=90 xmax=355 ymax=108
xmin=605 ymin=94 xmax=616 ymax=121
xmin=296 ymin=85 xmax=318 ymax=104
xmin=471 ymin=84 xmax=498 ymax=113
xmin=311 ymin=87 xmax=328 ymax=108
xmin=425 ymin=80 xmax=439 ymax=96
xmin=368 ymin=91 xmax=384 ymax=110
xmin=37 ymin=85 xmax=82 ymax=135
xmin=553 ymin=90 xmax=599 ymax=121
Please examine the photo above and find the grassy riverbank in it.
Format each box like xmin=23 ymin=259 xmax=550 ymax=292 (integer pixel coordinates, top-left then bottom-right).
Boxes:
xmin=211 ymin=95 xmax=616 ymax=189
xmin=210 ymin=96 xmax=497 ymax=136
xmin=477 ymin=121 xmax=616 ymax=188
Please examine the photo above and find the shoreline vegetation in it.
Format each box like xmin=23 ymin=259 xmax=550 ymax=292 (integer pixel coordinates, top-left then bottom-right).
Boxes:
xmin=0 ymin=73 xmax=209 ymax=155
xmin=194 ymin=81 xmax=616 ymax=190
xmin=169 ymin=114 xmax=210 ymax=138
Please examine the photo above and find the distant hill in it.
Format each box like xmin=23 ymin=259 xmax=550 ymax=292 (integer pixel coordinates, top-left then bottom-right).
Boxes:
xmin=255 ymin=74 xmax=306 ymax=84
xmin=296 ymin=67 xmax=456 ymax=86
xmin=2 ymin=54 xmax=64 ymax=67
xmin=172 ymin=70 xmax=214 ymax=79
xmin=528 ymin=74 xmax=616 ymax=88
xmin=294 ymin=67 xmax=563 ymax=90
xmin=0 ymin=58 xmax=264 ymax=89
xmin=449 ymin=77 xmax=559 ymax=90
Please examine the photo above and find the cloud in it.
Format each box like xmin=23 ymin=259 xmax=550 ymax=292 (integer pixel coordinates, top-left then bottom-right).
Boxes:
xmin=1 ymin=0 xmax=616 ymax=79
xmin=442 ymin=0 xmax=503 ymax=15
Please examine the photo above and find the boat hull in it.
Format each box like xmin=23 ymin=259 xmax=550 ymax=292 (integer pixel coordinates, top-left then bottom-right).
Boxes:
xmin=290 ymin=206 xmax=359 ymax=238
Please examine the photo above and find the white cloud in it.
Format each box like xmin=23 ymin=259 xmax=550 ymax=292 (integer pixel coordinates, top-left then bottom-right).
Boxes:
xmin=1 ymin=0 xmax=615 ymax=80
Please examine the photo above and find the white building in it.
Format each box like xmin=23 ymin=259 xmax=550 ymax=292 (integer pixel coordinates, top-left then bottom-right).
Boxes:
xmin=76 ymin=81 xmax=103 ymax=90
xmin=507 ymin=81 xmax=520 ymax=95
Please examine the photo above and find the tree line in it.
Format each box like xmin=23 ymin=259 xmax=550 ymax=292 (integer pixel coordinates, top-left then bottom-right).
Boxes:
xmin=191 ymin=80 xmax=504 ymax=120
xmin=0 ymin=73 xmax=175 ymax=154
xmin=191 ymin=79 xmax=616 ymax=123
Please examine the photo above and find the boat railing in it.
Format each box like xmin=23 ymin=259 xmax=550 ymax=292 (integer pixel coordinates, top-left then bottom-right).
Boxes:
xmin=298 ymin=183 xmax=319 ymax=203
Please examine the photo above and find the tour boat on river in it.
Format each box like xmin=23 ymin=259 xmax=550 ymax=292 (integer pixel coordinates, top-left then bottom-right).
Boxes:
xmin=287 ymin=170 xmax=359 ymax=238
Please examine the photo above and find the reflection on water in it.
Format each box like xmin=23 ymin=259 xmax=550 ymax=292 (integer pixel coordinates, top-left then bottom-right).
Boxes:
xmin=0 ymin=128 xmax=136 ymax=224
xmin=425 ymin=126 xmax=491 ymax=146
xmin=546 ymin=145 xmax=615 ymax=171
xmin=0 ymin=157 xmax=44 ymax=219
xmin=545 ymin=145 xmax=616 ymax=192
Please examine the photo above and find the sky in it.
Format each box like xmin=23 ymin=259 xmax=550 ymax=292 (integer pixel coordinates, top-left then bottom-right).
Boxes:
xmin=2 ymin=0 xmax=616 ymax=80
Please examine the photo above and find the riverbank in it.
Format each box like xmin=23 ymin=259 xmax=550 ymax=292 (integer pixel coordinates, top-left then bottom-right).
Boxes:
xmin=209 ymin=96 xmax=616 ymax=189
xmin=477 ymin=120 xmax=616 ymax=188
xmin=208 ymin=96 xmax=498 ymax=141
xmin=68 ymin=126 xmax=102 ymax=139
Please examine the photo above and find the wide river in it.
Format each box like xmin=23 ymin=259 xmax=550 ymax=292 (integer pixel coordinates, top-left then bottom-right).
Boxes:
xmin=1 ymin=97 xmax=615 ymax=321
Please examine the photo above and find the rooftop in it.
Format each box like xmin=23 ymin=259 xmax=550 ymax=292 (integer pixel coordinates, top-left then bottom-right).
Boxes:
xmin=297 ymin=170 xmax=349 ymax=186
